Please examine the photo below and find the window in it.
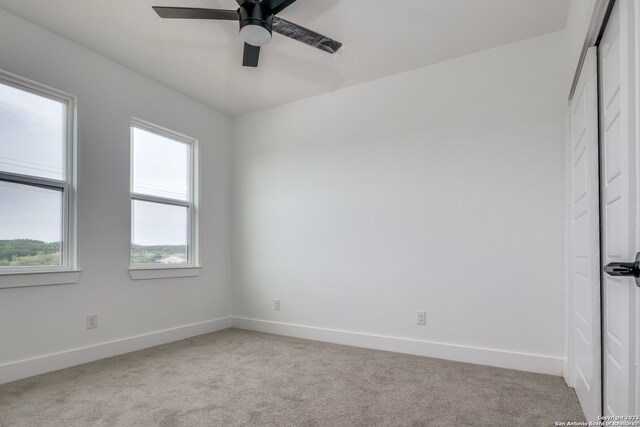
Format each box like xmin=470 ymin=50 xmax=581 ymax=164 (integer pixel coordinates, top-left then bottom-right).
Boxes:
xmin=130 ymin=119 xmax=198 ymax=271
xmin=0 ymin=72 xmax=76 ymax=275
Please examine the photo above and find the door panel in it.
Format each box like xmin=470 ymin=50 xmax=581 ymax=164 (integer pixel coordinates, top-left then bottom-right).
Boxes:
xmin=599 ymin=0 xmax=634 ymax=416
xmin=636 ymin=0 xmax=640 ymax=413
xmin=570 ymin=46 xmax=601 ymax=421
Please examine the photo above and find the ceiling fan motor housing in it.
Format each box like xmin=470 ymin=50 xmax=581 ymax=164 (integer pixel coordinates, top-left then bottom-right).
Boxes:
xmin=239 ymin=3 xmax=273 ymax=35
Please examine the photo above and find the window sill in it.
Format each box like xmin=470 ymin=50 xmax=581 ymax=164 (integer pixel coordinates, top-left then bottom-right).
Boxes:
xmin=0 ymin=269 xmax=82 ymax=289
xmin=129 ymin=266 xmax=201 ymax=280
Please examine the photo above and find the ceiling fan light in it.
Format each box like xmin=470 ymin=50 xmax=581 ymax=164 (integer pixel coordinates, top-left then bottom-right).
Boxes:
xmin=240 ymin=24 xmax=272 ymax=47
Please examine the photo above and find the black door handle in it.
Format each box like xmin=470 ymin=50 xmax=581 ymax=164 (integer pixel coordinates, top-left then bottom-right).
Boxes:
xmin=604 ymin=262 xmax=638 ymax=276
xmin=604 ymin=252 xmax=640 ymax=287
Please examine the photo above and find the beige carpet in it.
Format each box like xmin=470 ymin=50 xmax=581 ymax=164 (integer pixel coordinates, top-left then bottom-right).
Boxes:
xmin=0 ymin=328 xmax=584 ymax=426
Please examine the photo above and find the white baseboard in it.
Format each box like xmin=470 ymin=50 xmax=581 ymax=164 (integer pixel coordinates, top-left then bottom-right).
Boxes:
xmin=0 ymin=316 xmax=564 ymax=385
xmin=232 ymin=317 xmax=564 ymax=376
xmin=0 ymin=316 xmax=232 ymax=385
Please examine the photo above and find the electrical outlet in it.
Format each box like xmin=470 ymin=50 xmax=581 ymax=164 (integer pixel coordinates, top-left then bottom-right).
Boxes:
xmin=86 ymin=314 xmax=98 ymax=329
xmin=417 ymin=311 xmax=426 ymax=326
xmin=273 ymin=299 xmax=280 ymax=311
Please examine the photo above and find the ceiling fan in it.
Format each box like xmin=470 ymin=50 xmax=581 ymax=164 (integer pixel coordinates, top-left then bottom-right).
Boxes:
xmin=153 ymin=0 xmax=342 ymax=67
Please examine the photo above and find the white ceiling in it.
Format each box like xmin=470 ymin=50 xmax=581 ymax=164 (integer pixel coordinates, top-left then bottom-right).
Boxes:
xmin=0 ymin=0 xmax=569 ymax=116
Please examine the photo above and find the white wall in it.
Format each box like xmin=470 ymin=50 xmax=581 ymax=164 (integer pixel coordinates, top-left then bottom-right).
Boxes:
xmin=232 ymin=30 xmax=569 ymax=373
xmin=0 ymin=3 xmax=577 ymax=381
xmin=0 ymin=9 xmax=232 ymax=377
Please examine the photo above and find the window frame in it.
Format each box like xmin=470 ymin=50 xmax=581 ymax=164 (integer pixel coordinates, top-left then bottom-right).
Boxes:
xmin=0 ymin=69 xmax=78 ymax=284
xmin=129 ymin=117 xmax=199 ymax=274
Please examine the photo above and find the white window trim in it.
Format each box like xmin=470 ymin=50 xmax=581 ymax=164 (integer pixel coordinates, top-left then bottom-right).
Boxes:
xmin=0 ymin=69 xmax=79 ymax=288
xmin=0 ymin=270 xmax=82 ymax=289
xmin=129 ymin=266 xmax=201 ymax=280
xmin=129 ymin=117 xmax=199 ymax=279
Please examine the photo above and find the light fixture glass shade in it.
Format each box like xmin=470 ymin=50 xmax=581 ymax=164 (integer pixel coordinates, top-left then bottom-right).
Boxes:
xmin=240 ymin=24 xmax=272 ymax=47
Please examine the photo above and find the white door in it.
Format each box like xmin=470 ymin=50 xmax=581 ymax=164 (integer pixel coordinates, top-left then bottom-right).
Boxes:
xmin=599 ymin=0 xmax=636 ymax=416
xmin=634 ymin=0 xmax=640 ymax=414
xmin=570 ymin=46 xmax=601 ymax=422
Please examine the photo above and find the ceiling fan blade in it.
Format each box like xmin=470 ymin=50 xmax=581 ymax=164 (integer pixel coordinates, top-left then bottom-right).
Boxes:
xmin=153 ymin=7 xmax=239 ymax=21
xmin=268 ymin=0 xmax=299 ymax=15
xmin=242 ymin=43 xmax=261 ymax=67
xmin=272 ymin=17 xmax=342 ymax=54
